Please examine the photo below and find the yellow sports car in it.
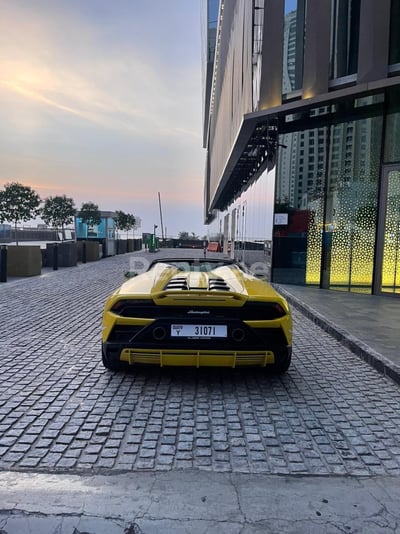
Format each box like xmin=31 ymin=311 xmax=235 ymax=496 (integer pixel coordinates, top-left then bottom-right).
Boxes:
xmin=101 ymin=258 xmax=292 ymax=373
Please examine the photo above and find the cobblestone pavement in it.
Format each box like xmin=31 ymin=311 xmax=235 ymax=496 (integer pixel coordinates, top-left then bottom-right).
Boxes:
xmin=0 ymin=251 xmax=400 ymax=477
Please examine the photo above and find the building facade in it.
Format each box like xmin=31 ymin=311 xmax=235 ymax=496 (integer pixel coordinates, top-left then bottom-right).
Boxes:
xmin=202 ymin=0 xmax=400 ymax=295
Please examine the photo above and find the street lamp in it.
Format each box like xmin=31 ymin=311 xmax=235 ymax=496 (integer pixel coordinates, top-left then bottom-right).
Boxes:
xmin=151 ymin=224 xmax=158 ymax=252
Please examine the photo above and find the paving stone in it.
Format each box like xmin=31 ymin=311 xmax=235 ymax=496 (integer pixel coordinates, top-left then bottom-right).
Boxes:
xmin=0 ymin=253 xmax=400 ymax=477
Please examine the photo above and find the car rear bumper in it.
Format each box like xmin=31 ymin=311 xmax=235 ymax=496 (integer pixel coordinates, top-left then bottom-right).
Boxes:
xmin=103 ymin=344 xmax=292 ymax=368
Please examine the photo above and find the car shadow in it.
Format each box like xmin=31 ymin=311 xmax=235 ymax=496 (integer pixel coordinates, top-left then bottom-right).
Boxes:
xmin=102 ymin=364 xmax=291 ymax=383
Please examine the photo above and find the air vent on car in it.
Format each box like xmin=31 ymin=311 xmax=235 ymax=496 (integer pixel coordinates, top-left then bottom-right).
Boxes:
xmin=164 ymin=277 xmax=189 ymax=290
xmin=208 ymin=278 xmax=230 ymax=291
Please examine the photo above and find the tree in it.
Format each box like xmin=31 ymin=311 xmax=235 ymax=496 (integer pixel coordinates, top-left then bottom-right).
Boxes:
xmin=126 ymin=213 xmax=136 ymax=236
xmin=41 ymin=195 xmax=76 ymax=240
xmin=178 ymin=231 xmax=199 ymax=240
xmin=78 ymin=202 xmax=101 ymax=227
xmin=114 ymin=210 xmax=136 ymax=238
xmin=0 ymin=182 xmax=41 ymax=245
xmin=178 ymin=231 xmax=190 ymax=240
xmin=113 ymin=210 xmax=127 ymax=239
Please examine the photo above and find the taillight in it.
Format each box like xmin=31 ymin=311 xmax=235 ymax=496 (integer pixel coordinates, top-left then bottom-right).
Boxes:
xmin=110 ymin=299 xmax=152 ymax=316
xmin=241 ymin=301 xmax=287 ymax=320
xmin=111 ymin=300 xmax=127 ymax=313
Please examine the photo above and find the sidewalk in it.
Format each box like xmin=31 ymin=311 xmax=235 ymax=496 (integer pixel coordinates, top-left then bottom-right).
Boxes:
xmin=1 ymin=470 xmax=400 ymax=533
xmin=274 ymin=283 xmax=400 ymax=386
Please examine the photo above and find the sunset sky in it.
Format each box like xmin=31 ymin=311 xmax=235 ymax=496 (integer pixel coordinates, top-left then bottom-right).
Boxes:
xmin=0 ymin=0 xmax=207 ymax=237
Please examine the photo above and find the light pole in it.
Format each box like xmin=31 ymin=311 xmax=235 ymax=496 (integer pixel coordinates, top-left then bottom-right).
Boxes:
xmin=153 ymin=224 xmax=158 ymax=252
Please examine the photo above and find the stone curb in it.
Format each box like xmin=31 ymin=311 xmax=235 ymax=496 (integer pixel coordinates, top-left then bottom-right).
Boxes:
xmin=275 ymin=284 xmax=400 ymax=387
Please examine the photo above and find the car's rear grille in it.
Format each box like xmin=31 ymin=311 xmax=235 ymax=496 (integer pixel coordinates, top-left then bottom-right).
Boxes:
xmin=208 ymin=278 xmax=230 ymax=291
xmin=121 ymin=349 xmax=275 ymax=368
xmin=163 ymin=277 xmax=189 ymax=290
xmin=111 ymin=302 xmax=287 ymax=320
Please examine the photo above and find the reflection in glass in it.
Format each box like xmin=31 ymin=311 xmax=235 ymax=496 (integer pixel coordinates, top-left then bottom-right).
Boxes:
xmin=273 ymin=126 xmax=327 ymax=285
xmin=389 ymin=0 xmax=400 ymax=65
xmin=330 ymin=0 xmax=360 ymax=79
xmin=282 ymin=0 xmax=306 ymax=94
xmin=273 ymin=112 xmax=382 ymax=292
xmin=385 ymin=113 xmax=400 ymax=163
xmin=327 ymin=116 xmax=382 ymax=292
xmin=252 ymin=1 xmax=265 ymax=110
xmin=384 ymin=89 xmax=400 ymax=163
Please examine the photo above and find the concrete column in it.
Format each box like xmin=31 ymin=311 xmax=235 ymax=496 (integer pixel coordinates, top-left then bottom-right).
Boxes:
xmin=259 ymin=0 xmax=284 ymax=110
xmin=357 ymin=0 xmax=391 ymax=83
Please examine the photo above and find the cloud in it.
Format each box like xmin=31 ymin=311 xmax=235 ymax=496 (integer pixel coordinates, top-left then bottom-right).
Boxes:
xmin=0 ymin=2 xmax=202 ymax=140
xmin=0 ymin=1 xmax=207 ymax=236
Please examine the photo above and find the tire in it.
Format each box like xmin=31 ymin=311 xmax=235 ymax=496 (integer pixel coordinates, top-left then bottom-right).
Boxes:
xmin=268 ymin=347 xmax=292 ymax=375
xmin=101 ymin=343 xmax=129 ymax=371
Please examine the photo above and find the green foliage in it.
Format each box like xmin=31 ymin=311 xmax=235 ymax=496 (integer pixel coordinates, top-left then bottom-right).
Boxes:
xmin=0 ymin=182 xmax=41 ymax=224
xmin=114 ymin=210 xmax=136 ymax=236
xmin=41 ymin=195 xmax=76 ymax=235
xmin=0 ymin=182 xmax=41 ymax=244
xmin=178 ymin=231 xmax=190 ymax=240
xmin=78 ymin=201 xmax=101 ymax=226
xmin=114 ymin=210 xmax=135 ymax=231
xmin=126 ymin=213 xmax=136 ymax=230
xmin=178 ymin=231 xmax=199 ymax=240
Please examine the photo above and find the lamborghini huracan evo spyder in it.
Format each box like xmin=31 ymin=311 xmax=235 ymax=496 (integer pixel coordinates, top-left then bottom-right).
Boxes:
xmin=101 ymin=258 xmax=292 ymax=373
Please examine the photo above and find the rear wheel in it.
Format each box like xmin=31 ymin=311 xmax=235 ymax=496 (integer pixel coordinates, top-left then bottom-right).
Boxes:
xmin=101 ymin=343 xmax=129 ymax=371
xmin=268 ymin=347 xmax=292 ymax=375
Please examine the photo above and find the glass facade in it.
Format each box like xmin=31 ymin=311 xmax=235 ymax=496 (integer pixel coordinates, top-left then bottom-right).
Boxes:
xmin=273 ymin=97 xmax=386 ymax=293
xmin=209 ymin=86 xmax=400 ymax=295
xmin=206 ymin=168 xmax=275 ymax=268
xmin=203 ymin=0 xmax=400 ymax=297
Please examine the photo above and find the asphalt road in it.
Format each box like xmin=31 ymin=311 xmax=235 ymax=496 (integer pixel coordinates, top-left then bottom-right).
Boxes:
xmin=0 ymin=249 xmax=400 ymax=532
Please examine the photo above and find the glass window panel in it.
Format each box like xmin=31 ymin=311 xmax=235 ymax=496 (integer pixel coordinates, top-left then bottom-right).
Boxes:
xmin=252 ymin=1 xmax=265 ymax=110
xmin=389 ymin=0 xmax=400 ymax=65
xmin=354 ymin=94 xmax=385 ymax=108
xmin=273 ymin=125 xmax=327 ymax=285
xmin=385 ymin=113 xmax=400 ymax=163
xmin=326 ymin=116 xmax=382 ymax=293
xmin=384 ymin=89 xmax=400 ymax=163
xmin=330 ymin=0 xmax=360 ymax=79
xmin=381 ymin=170 xmax=400 ymax=293
xmin=282 ymin=0 xmax=306 ymax=95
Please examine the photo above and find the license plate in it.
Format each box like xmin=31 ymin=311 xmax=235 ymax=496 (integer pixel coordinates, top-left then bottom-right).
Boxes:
xmin=171 ymin=324 xmax=227 ymax=338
